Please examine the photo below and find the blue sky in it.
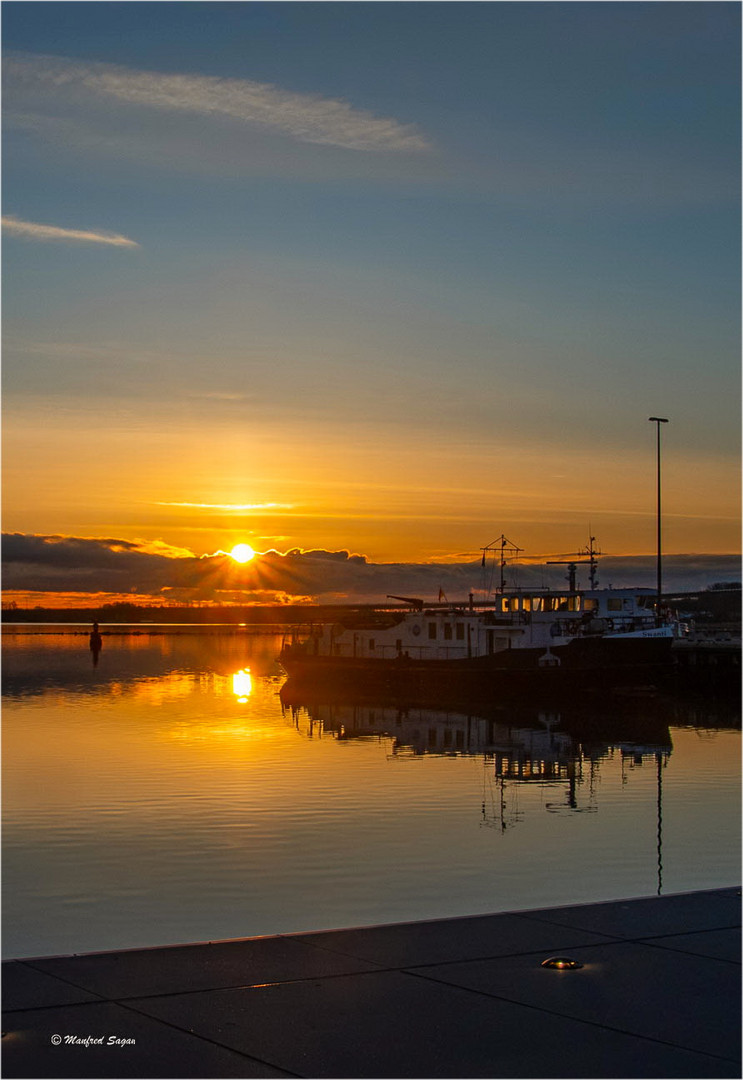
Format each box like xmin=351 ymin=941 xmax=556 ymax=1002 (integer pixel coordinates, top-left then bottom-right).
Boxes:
xmin=2 ymin=2 xmax=740 ymax=600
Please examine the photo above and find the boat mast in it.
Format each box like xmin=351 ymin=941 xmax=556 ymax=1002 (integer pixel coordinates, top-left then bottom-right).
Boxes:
xmin=583 ymin=535 xmax=600 ymax=589
xmin=481 ymin=535 xmax=522 ymax=594
xmin=547 ymin=536 xmax=602 ymax=590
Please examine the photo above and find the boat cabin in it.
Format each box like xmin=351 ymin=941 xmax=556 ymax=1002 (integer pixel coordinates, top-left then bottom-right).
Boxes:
xmin=294 ymin=588 xmax=662 ymax=662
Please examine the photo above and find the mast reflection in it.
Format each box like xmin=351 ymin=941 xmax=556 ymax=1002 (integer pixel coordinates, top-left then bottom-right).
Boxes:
xmin=280 ymin=684 xmax=673 ymax=859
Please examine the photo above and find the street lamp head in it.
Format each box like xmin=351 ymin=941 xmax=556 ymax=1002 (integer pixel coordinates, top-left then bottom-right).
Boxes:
xmin=648 ymin=417 xmax=669 ymax=423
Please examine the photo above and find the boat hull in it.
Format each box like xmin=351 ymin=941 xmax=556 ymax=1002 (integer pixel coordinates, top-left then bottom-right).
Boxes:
xmin=280 ymin=635 xmax=674 ymax=695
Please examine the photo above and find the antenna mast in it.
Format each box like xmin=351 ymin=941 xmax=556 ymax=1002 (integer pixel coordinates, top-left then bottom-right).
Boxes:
xmin=547 ymin=536 xmax=602 ymax=590
xmin=481 ymin=535 xmax=523 ymax=594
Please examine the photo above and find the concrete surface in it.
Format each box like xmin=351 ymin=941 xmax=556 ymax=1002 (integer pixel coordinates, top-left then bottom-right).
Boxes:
xmin=3 ymin=887 xmax=740 ymax=1078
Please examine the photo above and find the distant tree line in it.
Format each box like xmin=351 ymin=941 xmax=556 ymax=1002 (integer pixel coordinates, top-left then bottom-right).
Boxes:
xmin=2 ymin=587 xmax=740 ymax=625
xmin=0 ymin=601 xmax=379 ymax=624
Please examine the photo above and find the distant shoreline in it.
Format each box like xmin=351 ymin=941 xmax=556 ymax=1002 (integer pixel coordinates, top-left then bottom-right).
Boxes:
xmin=2 ymin=587 xmax=741 ymax=626
xmin=1 ymin=603 xmax=391 ymax=626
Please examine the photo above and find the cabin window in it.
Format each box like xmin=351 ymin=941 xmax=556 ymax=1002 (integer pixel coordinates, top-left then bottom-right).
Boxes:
xmin=443 ymin=729 xmax=453 ymax=748
xmin=456 ymin=623 xmax=465 ymax=640
xmin=428 ymin=729 xmax=437 ymax=747
xmin=608 ymin=599 xmax=622 ymax=612
xmin=522 ymin=597 xmax=532 ymax=612
xmin=456 ymin=730 xmax=465 ymax=749
xmin=428 ymin=622 xmax=437 ymax=639
xmin=584 ymin=598 xmax=598 ymax=612
xmin=444 ymin=624 xmax=453 ymax=640
xmin=532 ymin=597 xmax=543 ymax=612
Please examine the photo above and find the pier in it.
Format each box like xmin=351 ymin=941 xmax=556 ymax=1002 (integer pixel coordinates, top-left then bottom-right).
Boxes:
xmin=3 ymin=887 xmax=740 ymax=1078
xmin=672 ymin=630 xmax=741 ymax=695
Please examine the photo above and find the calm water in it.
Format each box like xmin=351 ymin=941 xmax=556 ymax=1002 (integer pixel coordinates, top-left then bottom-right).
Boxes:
xmin=3 ymin=626 xmax=740 ymax=959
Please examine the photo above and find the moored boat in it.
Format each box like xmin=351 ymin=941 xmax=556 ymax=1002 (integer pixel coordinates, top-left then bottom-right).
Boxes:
xmin=279 ymin=540 xmax=676 ymax=693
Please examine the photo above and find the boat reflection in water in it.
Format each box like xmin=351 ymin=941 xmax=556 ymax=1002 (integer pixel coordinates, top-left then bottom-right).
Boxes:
xmin=280 ymin=681 xmax=673 ymax=890
xmin=280 ymin=681 xmax=673 ymax=767
xmin=2 ymin=627 xmax=737 ymax=961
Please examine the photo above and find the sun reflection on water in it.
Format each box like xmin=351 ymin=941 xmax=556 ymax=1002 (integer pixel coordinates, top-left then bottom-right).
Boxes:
xmin=232 ymin=668 xmax=253 ymax=702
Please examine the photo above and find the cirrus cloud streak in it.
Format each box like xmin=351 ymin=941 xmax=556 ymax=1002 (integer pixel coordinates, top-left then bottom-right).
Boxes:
xmin=157 ymin=502 xmax=296 ymax=512
xmin=2 ymin=214 xmax=139 ymax=247
xmin=4 ymin=53 xmax=431 ymax=153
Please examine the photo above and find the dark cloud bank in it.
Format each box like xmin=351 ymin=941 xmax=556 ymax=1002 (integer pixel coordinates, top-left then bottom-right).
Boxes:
xmin=2 ymin=533 xmax=740 ymax=604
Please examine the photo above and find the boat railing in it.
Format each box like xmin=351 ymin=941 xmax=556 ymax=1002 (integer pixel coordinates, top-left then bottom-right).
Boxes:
xmin=323 ymin=643 xmax=476 ymax=661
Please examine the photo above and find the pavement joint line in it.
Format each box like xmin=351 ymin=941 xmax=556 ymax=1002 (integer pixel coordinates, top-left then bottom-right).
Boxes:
xmin=514 ymin=912 xmax=742 ymax=939
xmin=23 ymin=967 xmax=413 ymax=1005
xmin=401 ymin=967 xmax=742 ymax=1064
xmin=45 ymin=946 xmax=645 ymax=1004
xmin=638 ymin=939 xmax=741 ymax=964
xmin=338 ymin=938 xmax=633 ymax=973
xmin=3 ymin=958 xmax=111 ymax=1008
xmin=508 ymin=914 xmax=639 ymax=938
xmin=96 ymin=962 xmax=743 ymax=1068
xmin=270 ymin=936 xmax=390 ymax=967
xmin=2 ymin=999 xmax=107 ymax=1015
xmin=113 ymin=998 xmax=302 ymax=1077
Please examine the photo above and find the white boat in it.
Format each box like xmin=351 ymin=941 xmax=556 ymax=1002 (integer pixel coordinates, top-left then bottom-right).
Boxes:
xmin=280 ymin=538 xmax=676 ymax=692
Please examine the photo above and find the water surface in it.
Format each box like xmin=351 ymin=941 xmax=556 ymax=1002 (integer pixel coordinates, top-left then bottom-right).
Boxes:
xmin=3 ymin=627 xmax=740 ymax=959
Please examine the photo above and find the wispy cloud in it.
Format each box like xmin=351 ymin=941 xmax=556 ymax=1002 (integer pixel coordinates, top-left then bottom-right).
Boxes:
xmin=2 ymin=215 xmax=139 ymax=248
xmin=157 ymin=502 xmax=296 ymax=512
xmin=5 ymin=54 xmax=430 ymax=153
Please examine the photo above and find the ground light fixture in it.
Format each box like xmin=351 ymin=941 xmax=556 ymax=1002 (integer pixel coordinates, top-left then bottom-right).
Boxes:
xmin=541 ymin=956 xmax=584 ymax=970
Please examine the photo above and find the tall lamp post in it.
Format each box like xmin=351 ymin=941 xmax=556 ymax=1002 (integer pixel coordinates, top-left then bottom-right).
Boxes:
xmin=648 ymin=417 xmax=669 ymax=621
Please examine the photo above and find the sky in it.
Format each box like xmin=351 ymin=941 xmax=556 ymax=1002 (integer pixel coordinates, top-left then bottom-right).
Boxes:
xmin=2 ymin=2 xmax=740 ymax=605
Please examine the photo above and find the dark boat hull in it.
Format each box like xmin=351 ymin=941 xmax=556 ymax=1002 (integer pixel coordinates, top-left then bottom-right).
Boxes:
xmin=280 ymin=636 xmax=674 ymax=696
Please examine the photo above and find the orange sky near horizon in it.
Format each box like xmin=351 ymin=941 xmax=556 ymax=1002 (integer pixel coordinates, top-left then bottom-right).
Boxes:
xmin=3 ymin=5 xmax=740 ymax=598
xmin=2 ymin=405 xmax=740 ymax=565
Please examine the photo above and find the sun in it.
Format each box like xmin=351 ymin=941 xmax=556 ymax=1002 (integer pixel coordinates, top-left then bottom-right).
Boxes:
xmin=229 ymin=543 xmax=256 ymax=563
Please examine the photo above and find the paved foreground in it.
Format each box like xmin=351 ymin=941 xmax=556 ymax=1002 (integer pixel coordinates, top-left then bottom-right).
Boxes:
xmin=2 ymin=888 xmax=740 ymax=1079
